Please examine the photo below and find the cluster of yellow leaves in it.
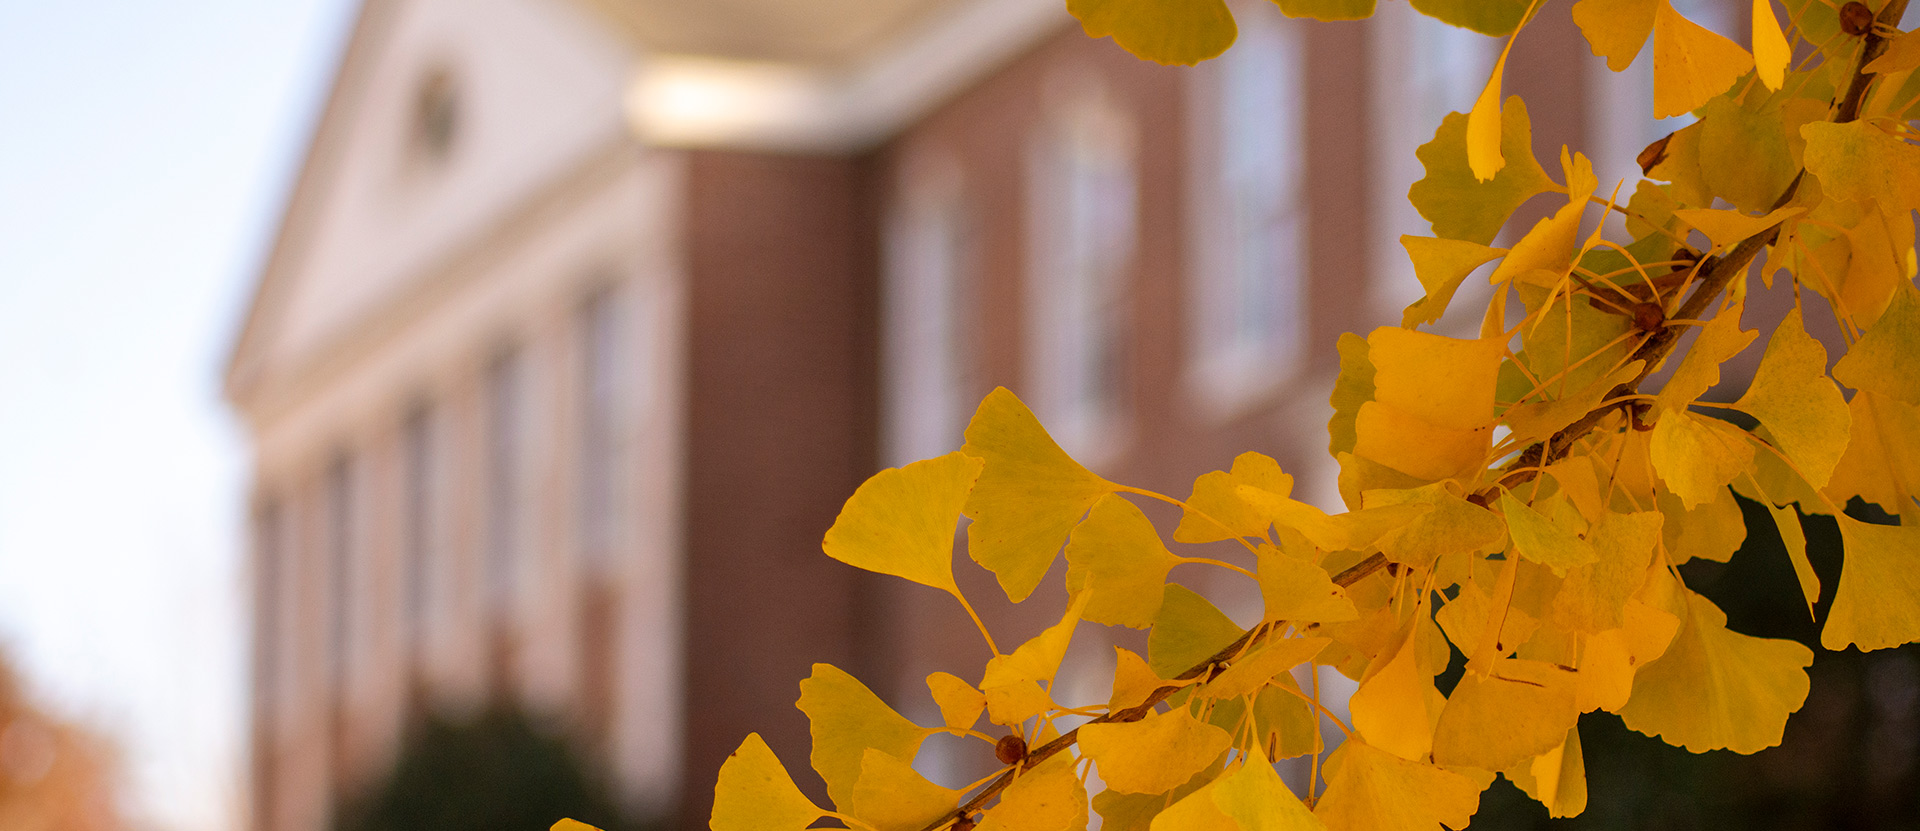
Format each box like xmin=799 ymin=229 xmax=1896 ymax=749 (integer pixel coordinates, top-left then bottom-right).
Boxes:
xmin=523 ymin=5 xmax=1920 ymax=831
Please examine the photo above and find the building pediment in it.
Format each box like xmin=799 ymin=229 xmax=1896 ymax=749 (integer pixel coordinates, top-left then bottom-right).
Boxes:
xmin=227 ymin=0 xmax=634 ymax=412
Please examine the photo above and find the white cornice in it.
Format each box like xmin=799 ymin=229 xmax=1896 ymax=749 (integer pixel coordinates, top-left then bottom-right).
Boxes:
xmin=622 ymin=0 xmax=1071 ymax=153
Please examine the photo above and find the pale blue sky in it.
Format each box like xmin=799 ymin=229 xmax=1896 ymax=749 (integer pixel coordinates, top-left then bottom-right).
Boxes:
xmin=0 ymin=2 xmax=356 ymax=828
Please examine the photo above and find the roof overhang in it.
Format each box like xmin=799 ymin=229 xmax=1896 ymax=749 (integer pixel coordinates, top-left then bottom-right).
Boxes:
xmin=576 ymin=0 xmax=1071 ymax=153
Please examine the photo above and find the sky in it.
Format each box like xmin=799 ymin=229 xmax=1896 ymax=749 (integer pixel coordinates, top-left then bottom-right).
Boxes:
xmin=0 ymin=2 xmax=358 ymax=829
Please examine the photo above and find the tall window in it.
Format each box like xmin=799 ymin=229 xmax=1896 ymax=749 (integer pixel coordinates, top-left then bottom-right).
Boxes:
xmin=579 ymin=288 xmax=627 ymax=578
xmin=401 ymin=404 xmax=436 ymax=688
xmin=1188 ymin=6 xmax=1307 ymax=411
xmin=1369 ymin=2 xmax=1494 ymax=324
xmin=325 ymin=455 xmax=357 ymax=700
xmin=1026 ymin=77 xmax=1137 ymax=463
xmin=883 ymin=154 xmax=973 ymax=467
xmin=485 ymin=349 xmax=525 ymax=619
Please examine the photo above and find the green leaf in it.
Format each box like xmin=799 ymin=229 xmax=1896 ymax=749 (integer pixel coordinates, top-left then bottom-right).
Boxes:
xmin=1149 ymin=584 xmax=1245 ymax=678
xmin=1411 ymin=96 xmax=1558 ymax=245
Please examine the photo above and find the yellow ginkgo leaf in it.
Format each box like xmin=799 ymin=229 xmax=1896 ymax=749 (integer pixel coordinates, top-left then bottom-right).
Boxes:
xmin=824 ymin=451 xmax=982 ymax=594
xmin=1618 ymin=590 xmax=1813 ymax=753
xmin=797 ymin=664 xmax=929 ymax=809
xmin=1576 ymin=599 xmax=1680 ymax=713
xmin=1670 ymin=205 xmax=1802 ymax=251
xmin=1146 ymin=778 xmax=1234 ymax=831
xmin=1173 ymin=451 xmax=1292 ymax=543
xmin=1802 ymin=122 xmax=1920 ymax=213
xmin=926 ymin=672 xmax=985 ymax=732
xmin=1200 ymin=635 xmax=1330 ymax=701
xmin=962 ymin=387 xmax=1117 ymax=602
xmin=1211 ymin=745 xmax=1327 ymax=830
xmin=1823 ymin=391 xmax=1920 ymax=515
xmin=1504 ymin=361 xmax=1643 ymax=450
xmin=1411 ymin=97 xmax=1559 ymax=246
xmin=974 ymin=751 xmax=1088 ymax=831
xmin=1330 ymin=333 xmax=1375 ymax=459
xmin=1697 ymin=94 xmax=1816 ymax=214
xmin=1400 ymin=236 xmax=1510 ymax=328
xmin=1658 ymin=486 xmax=1745 ymax=564
xmin=553 ymin=820 xmax=602 ymax=831
xmin=1551 ymin=510 xmax=1662 ymax=633
xmin=987 ymin=589 xmax=1090 ymax=688
xmin=1652 ymin=300 xmax=1755 ymax=414
xmin=1355 ymin=402 xmax=1493 ymax=483
xmin=1433 ymin=659 xmax=1581 ymax=771
xmin=849 ymin=748 xmax=965 ymax=831
xmin=1500 ymin=491 xmax=1598 ymax=577
xmin=1149 ymin=584 xmax=1246 ymax=678
xmin=1751 ymin=0 xmax=1788 ymax=89
xmin=1465 ymin=47 xmax=1511 ymax=181
xmin=1504 ymin=727 xmax=1588 ymax=819
xmin=1833 ymin=286 xmax=1920 ymax=408
xmin=1370 ymin=327 xmax=1507 ymax=432
xmin=1348 ymin=620 xmax=1444 ymax=761
xmin=1067 ymin=495 xmax=1181 ymax=628
xmin=1080 ymin=707 xmax=1234 ymax=794
xmin=1734 ymin=307 xmax=1851 ymax=488
xmin=1065 ymin=0 xmax=1236 ymax=66
xmin=1572 ymin=0 xmax=1657 ymax=71
xmin=710 ymin=733 xmax=826 ymax=831
xmin=1649 ymin=410 xmax=1756 ymax=510
xmin=1866 ymin=28 xmax=1920 ymax=74
xmin=1110 ymin=647 xmax=1166 ymax=713
xmin=1651 ymin=1 xmax=1754 ymax=118
xmin=1408 ymin=0 xmax=1533 ymax=36
xmin=1437 ymin=577 xmax=1538 ymax=661
xmin=1765 ymin=502 xmax=1818 ymax=618
xmin=1367 ymin=483 xmax=1507 ymax=568
xmin=1489 ymin=149 xmax=1597 ymax=291
xmin=1099 ymin=759 xmax=1223 ymax=831
xmin=1820 ymin=516 xmax=1920 ymax=652
xmin=1256 ymin=545 xmax=1358 ymax=623
xmin=1313 ymin=739 xmax=1483 ymax=831
xmin=1273 ymin=0 xmax=1377 ymax=22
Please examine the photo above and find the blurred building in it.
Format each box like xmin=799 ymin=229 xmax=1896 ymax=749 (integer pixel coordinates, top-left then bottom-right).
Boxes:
xmin=226 ymin=1 xmax=1649 ymax=830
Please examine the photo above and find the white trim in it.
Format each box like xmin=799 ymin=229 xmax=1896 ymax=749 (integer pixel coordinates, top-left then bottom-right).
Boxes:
xmin=624 ymin=0 xmax=1070 ymax=152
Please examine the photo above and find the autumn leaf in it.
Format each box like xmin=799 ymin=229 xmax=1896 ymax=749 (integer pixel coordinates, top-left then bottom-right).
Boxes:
xmin=1652 ymin=2 xmax=1754 ymax=118
xmin=797 ymin=664 xmax=929 ymax=809
xmin=823 ymin=451 xmax=982 ymax=594
xmin=1618 ymin=590 xmax=1813 ymax=753
xmin=1314 ymin=739 xmax=1483 ymax=830
xmin=1173 ymin=451 xmax=1292 ymax=543
xmin=1067 ymin=494 xmax=1181 ymax=627
xmin=1066 ymin=0 xmax=1236 ymax=65
xmin=1080 ymin=707 xmax=1233 ymax=794
xmin=849 ymin=748 xmax=964 ymax=831
xmin=1734 ymin=307 xmax=1851 ymax=488
xmin=962 ymin=387 xmax=1117 ymax=602
xmin=1821 ymin=516 xmax=1920 ymax=652
xmin=1572 ymin=0 xmax=1656 ymax=71
xmin=709 ymin=734 xmax=825 ymax=831
xmin=926 ymin=672 xmax=985 ymax=731
xmin=1149 ymin=584 xmax=1245 ymax=678
xmin=1411 ymin=97 xmax=1559 ymax=245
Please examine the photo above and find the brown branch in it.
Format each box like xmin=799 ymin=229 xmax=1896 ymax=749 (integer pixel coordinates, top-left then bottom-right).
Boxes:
xmin=919 ymin=552 xmax=1385 ymax=831
xmin=1482 ymin=0 xmax=1907 ymax=497
xmin=918 ymin=5 xmax=1911 ymax=829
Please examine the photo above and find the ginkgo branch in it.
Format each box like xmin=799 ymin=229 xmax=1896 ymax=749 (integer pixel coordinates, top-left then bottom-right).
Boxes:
xmin=916 ymin=555 xmax=1385 ymax=831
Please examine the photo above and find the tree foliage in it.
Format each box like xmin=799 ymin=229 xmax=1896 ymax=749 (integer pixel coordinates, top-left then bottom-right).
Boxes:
xmin=568 ymin=0 xmax=1920 ymax=828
